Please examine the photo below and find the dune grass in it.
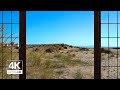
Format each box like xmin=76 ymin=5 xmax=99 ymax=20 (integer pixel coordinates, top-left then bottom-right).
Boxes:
xmin=0 ymin=44 xmax=93 ymax=79
xmin=73 ymin=70 xmax=83 ymax=79
xmin=26 ymin=46 xmax=91 ymax=79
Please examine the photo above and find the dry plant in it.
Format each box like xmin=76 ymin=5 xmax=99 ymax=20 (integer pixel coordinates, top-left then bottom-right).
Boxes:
xmin=0 ymin=24 xmax=18 ymax=79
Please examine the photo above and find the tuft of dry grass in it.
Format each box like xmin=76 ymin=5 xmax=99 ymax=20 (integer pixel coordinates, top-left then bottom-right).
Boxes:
xmin=73 ymin=70 xmax=83 ymax=79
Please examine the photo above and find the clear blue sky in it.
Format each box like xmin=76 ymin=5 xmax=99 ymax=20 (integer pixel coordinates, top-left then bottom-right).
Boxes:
xmin=26 ymin=11 xmax=94 ymax=47
xmin=1 ymin=11 xmax=120 ymax=47
xmin=0 ymin=11 xmax=19 ymax=44
xmin=101 ymin=11 xmax=120 ymax=47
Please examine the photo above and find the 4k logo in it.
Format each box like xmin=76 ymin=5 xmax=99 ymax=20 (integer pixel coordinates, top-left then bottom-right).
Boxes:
xmin=8 ymin=62 xmax=21 ymax=69
xmin=7 ymin=60 xmax=23 ymax=74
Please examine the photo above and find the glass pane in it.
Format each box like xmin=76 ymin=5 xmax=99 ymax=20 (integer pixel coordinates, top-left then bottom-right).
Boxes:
xmin=109 ymin=38 xmax=117 ymax=48
xmin=109 ymin=38 xmax=117 ymax=66
xmin=101 ymin=38 xmax=108 ymax=48
xmin=118 ymin=24 xmax=120 ymax=37
xmin=118 ymin=11 xmax=120 ymax=23
xmin=0 ymin=11 xmax=19 ymax=79
xmin=2 ymin=70 xmax=12 ymax=79
xmin=12 ymin=24 xmax=19 ymax=37
xmin=11 ymin=75 xmax=19 ymax=79
xmin=118 ymin=38 xmax=120 ymax=66
xmin=3 ymin=38 xmax=11 ymax=45
xmin=3 ymin=53 xmax=12 ymax=66
xmin=101 ymin=24 xmax=108 ymax=37
xmin=109 ymin=24 xmax=117 ymax=37
xmin=109 ymin=67 xmax=117 ymax=79
xmin=101 ymin=67 xmax=109 ymax=79
xmin=109 ymin=11 xmax=117 ymax=23
xmin=3 ymin=38 xmax=11 ymax=53
xmin=101 ymin=50 xmax=108 ymax=66
xmin=3 ymin=24 xmax=11 ymax=37
xmin=101 ymin=11 xmax=108 ymax=23
xmin=12 ymin=53 xmax=19 ymax=60
xmin=12 ymin=38 xmax=19 ymax=53
xmin=3 ymin=11 xmax=11 ymax=23
xmin=118 ymin=67 xmax=120 ymax=79
xmin=109 ymin=49 xmax=117 ymax=66
xmin=12 ymin=11 xmax=19 ymax=23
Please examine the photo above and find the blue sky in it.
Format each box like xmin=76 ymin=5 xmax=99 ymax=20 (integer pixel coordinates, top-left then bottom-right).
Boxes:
xmin=26 ymin=11 xmax=94 ymax=47
xmin=101 ymin=11 xmax=120 ymax=47
xmin=0 ymin=11 xmax=19 ymax=44
xmin=1 ymin=11 xmax=120 ymax=47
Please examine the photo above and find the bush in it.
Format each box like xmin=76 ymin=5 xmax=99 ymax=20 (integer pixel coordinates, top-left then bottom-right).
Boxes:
xmin=34 ymin=48 xmax=39 ymax=52
xmin=61 ymin=44 xmax=64 ymax=47
xmin=45 ymin=48 xmax=54 ymax=53
xmin=69 ymin=45 xmax=73 ymax=48
xmin=64 ymin=46 xmax=67 ymax=49
xmin=101 ymin=48 xmax=112 ymax=54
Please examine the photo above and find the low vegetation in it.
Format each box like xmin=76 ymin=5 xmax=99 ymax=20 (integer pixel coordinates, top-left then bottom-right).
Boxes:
xmin=101 ymin=48 xmax=113 ymax=54
xmin=74 ymin=70 xmax=83 ymax=79
xmin=2 ymin=44 xmax=119 ymax=79
xmin=25 ymin=44 xmax=93 ymax=79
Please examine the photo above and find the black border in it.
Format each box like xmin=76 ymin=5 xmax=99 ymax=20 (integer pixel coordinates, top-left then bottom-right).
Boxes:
xmin=0 ymin=0 xmax=120 ymax=11
xmin=1 ymin=0 xmax=120 ymax=81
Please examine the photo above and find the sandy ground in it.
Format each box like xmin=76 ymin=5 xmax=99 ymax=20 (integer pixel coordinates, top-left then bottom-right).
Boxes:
xmin=101 ymin=49 xmax=120 ymax=79
xmin=25 ymin=46 xmax=120 ymax=79
xmin=1 ymin=45 xmax=120 ymax=79
xmin=54 ymin=47 xmax=120 ymax=79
